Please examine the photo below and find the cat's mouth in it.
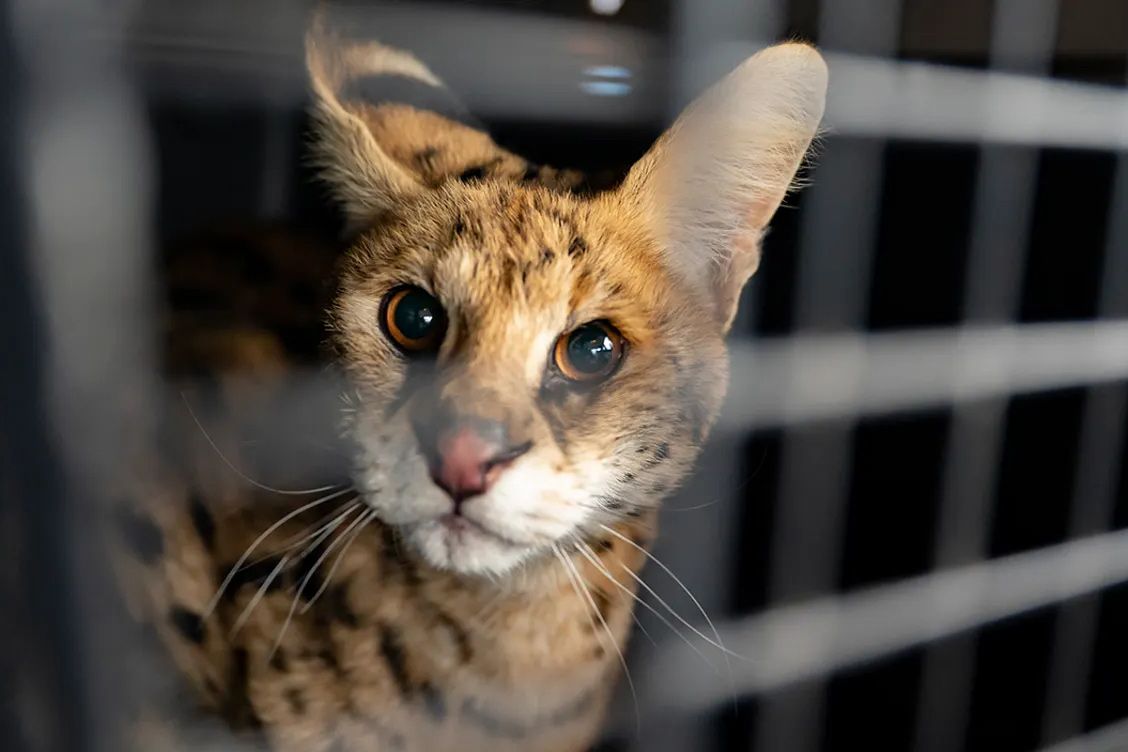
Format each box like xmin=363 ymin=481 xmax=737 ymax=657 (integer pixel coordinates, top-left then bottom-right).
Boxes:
xmin=437 ymin=512 xmax=527 ymax=549
xmin=405 ymin=511 xmax=539 ymax=575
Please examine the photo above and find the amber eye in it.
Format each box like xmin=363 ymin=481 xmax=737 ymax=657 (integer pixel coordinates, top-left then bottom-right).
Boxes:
xmin=553 ymin=321 xmax=625 ymax=382
xmin=381 ymin=286 xmax=447 ymax=353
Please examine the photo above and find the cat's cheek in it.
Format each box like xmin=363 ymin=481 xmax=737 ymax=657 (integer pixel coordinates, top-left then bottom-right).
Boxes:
xmin=475 ymin=467 xmax=589 ymax=543
xmin=351 ymin=416 xmax=448 ymax=525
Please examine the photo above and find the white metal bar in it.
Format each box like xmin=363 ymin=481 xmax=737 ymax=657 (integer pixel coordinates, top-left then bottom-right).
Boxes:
xmin=1040 ymin=148 xmax=1128 ymax=744
xmin=754 ymin=3 xmax=902 ymax=749
xmin=642 ymin=525 xmax=1128 ymax=716
xmin=912 ymin=2 xmax=1059 ymax=749
xmin=718 ymin=320 xmax=1128 ymax=431
xmin=1040 ymin=716 xmax=1128 ymax=752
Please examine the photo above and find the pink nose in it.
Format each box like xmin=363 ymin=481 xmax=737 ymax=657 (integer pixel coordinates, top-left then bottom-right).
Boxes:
xmin=435 ymin=427 xmax=496 ymax=501
xmin=431 ymin=426 xmax=531 ymax=507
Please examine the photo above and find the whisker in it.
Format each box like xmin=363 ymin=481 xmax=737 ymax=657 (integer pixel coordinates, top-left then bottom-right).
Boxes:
xmin=246 ymin=500 xmax=361 ymax=568
xmin=299 ymin=509 xmax=376 ymax=614
xmin=576 ymin=541 xmax=711 ymax=665
xmin=575 ymin=542 xmax=658 ymax=649
xmin=204 ymin=486 xmax=354 ymax=617
xmin=268 ymin=506 xmax=369 ymax=660
xmin=579 ymin=541 xmax=736 ymax=712
xmin=664 ymin=497 xmax=722 ymax=513
xmin=599 ymin=524 xmax=745 ymax=662
xmin=229 ymin=553 xmax=289 ymax=636
xmin=555 ymin=544 xmax=640 ymax=735
xmin=181 ymin=392 xmax=340 ymax=496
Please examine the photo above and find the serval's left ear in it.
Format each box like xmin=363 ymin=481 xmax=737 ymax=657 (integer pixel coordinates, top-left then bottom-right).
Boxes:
xmin=306 ymin=23 xmax=428 ymax=226
xmin=616 ymin=44 xmax=827 ymax=332
xmin=307 ymin=17 xmax=588 ymax=231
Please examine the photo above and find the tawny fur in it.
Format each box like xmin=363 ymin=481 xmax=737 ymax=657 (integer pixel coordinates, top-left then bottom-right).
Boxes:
xmin=111 ymin=18 xmax=826 ymax=752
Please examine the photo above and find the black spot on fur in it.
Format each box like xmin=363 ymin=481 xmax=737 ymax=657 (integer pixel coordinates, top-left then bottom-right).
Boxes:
xmin=654 ymin=442 xmax=670 ymax=461
xmin=378 ymin=623 xmax=413 ymax=700
xmin=540 ymin=247 xmax=555 ymax=265
xmin=568 ymin=235 xmax=588 ymax=257
xmin=226 ymin=647 xmax=263 ymax=730
xmin=620 ymin=472 xmax=636 ymax=483
xmin=317 ymin=647 xmax=341 ymax=674
xmin=188 ymin=493 xmax=216 ymax=551
xmin=596 ymin=538 xmax=614 ymax=552
xmin=169 ymin=606 xmax=206 ymax=644
xmin=117 ymin=508 xmax=163 ymax=564
xmin=270 ymin=649 xmax=288 ymax=673
xmin=285 ymin=688 xmax=306 ymax=715
xmin=326 ymin=585 xmax=360 ymax=628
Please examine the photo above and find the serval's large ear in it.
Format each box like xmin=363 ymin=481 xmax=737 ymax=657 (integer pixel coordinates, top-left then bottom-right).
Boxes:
xmin=306 ymin=24 xmax=427 ymax=226
xmin=616 ymin=44 xmax=827 ymax=332
xmin=307 ymin=20 xmax=585 ymax=229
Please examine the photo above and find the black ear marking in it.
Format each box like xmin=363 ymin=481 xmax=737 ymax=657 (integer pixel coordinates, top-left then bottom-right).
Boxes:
xmin=458 ymin=157 xmax=502 ymax=182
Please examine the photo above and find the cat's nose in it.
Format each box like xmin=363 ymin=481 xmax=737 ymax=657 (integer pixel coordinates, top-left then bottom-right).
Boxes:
xmin=426 ymin=419 xmax=531 ymax=506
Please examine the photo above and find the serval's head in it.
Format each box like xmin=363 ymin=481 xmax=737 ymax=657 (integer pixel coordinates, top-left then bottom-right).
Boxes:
xmin=309 ymin=28 xmax=827 ymax=576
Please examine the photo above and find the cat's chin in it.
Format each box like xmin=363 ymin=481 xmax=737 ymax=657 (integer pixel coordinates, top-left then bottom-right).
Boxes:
xmin=406 ymin=515 xmax=537 ymax=577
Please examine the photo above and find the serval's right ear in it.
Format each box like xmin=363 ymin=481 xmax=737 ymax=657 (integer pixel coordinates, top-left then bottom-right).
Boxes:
xmin=306 ymin=23 xmax=427 ymax=227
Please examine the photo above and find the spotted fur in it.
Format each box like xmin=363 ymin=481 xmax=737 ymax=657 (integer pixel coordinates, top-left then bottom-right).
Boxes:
xmin=111 ymin=17 xmax=826 ymax=752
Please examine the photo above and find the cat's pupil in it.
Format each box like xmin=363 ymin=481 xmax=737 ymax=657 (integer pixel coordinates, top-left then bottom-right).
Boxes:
xmin=395 ymin=289 xmax=438 ymax=340
xmin=567 ymin=325 xmax=614 ymax=373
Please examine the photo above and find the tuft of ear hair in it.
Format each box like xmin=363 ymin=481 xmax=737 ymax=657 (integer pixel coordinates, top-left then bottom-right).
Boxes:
xmin=305 ymin=18 xmax=429 ymax=226
xmin=616 ymin=43 xmax=828 ymax=331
